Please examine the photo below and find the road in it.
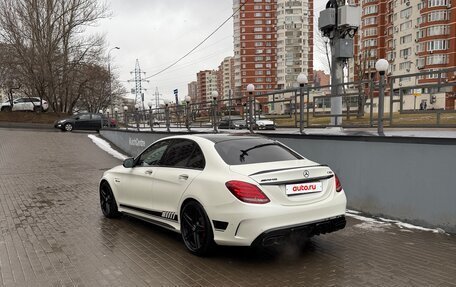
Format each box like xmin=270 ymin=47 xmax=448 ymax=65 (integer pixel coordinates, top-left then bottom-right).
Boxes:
xmin=0 ymin=128 xmax=455 ymax=286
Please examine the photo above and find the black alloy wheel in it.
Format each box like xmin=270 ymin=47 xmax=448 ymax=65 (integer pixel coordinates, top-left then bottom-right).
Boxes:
xmin=100 ymin=182 xmax=120 ymax=218
xmin=180 ymin=201 xmax=214 ymax=256
xmin=63 ymin=123 xmax=73 ymax=132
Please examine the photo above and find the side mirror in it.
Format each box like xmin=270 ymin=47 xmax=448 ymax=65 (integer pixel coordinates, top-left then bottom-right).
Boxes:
xmin=123 ymin=158 xmax=135 ymax=168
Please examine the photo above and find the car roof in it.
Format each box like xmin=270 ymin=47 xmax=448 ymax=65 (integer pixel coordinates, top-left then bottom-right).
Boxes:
xmin=192 ymin=133 xmax=265 ymax=143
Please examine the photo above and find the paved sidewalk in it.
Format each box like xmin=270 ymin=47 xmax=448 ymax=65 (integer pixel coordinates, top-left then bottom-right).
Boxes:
xmin=0 ymin=128 xmax=455 ymax=286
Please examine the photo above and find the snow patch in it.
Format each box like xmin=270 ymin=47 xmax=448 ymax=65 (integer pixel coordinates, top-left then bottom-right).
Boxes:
xmin=378 ymin=217 xmax=444 ymax=234
xmin=346 ymin=210 xmax=447 ymax=234
xmin=88 ymin=134 xmax=128 ymax=161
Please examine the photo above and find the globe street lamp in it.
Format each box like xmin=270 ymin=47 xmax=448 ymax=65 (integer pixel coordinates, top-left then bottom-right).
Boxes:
xmin=123 ymin=106 xmax=128 ymax=130
xmin=148 ymin=101 xmax=154 ymax=132
xmin=164 ymin=99 xmax=170 ymax=133
xmin=114 ymin=107 xmax=119 ymax=129
xmin=106 ymin=108 xmax=111 ymax=128
xmin=211 ymin=91 xmax=219 ymax=133
xmin=134 ymin=103 xmax=140 ymax=131
xmin=99 ymin=109 xmax=104 ymax=130
xmin=185 ymin=96 xmax=191 ymax=132
xmin=246 ymin=84 xmax=255 ymax=133
xmin=297 ymin=73 xmax=308 ymax=134
xmin=108 ymin=47 xmax=120 ymax=113
xmin=375 ymin=59 xmax=389 ymax=136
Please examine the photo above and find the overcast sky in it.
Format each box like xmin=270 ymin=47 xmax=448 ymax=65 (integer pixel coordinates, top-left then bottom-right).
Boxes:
xmin=96 ymin=0 xmax=327 ymax=105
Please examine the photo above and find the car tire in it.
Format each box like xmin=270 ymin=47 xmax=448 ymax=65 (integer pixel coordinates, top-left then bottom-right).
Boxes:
xmin=180 ymin=200 xmax=214 ymax=256
xmin=1 ymin=106 xmax=11 ymax=112
xmin=63 ymin=123 xmax=73 ymax=132
xmin=33 ymin=106 xmax=42 ymax=113
xmin=100 ymin=182 xmax=121 ymax=218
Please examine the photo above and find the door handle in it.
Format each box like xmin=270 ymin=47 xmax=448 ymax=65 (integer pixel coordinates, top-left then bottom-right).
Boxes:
xmin=145 ymin=170 xmax=153 ymax=175
xmin=179 ymin=174 xmax=189 ymax=180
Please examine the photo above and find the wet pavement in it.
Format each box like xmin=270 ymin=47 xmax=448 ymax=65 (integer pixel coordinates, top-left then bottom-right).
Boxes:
xmin=0 ymin=128 xmax=455 ymax=286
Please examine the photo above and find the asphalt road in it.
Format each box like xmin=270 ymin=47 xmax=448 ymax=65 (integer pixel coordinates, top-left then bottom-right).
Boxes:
xmin=0 ymin=128 xmax=455 ymax=286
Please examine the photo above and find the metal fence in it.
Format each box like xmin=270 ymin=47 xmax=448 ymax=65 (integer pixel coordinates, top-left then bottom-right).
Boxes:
xmin=104 ymin=67 xmax=456 ymax=134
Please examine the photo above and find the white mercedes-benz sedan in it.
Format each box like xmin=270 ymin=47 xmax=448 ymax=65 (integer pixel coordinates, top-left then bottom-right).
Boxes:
xmin=99 ymin=134 xmax=346 ymax=255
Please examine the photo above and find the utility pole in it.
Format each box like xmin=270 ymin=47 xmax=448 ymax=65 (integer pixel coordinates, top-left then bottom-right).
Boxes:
xmin=154 ymin=87 xmax=162 ymax=109
xmin=319 ymin=0 xmax=360 ymax=126
xmin=128 ymin=59 xmax=149 ymax=111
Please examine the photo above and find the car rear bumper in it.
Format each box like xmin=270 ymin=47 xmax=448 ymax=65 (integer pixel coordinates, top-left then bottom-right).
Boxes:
xmin=251 ymin=215 xmax=346 ymax=247
xmin=211 ymin=190 xmax=346 ymax=246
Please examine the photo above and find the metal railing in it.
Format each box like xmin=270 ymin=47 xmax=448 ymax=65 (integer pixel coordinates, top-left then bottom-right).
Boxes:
xmin=102 ymin=68 xmax=456 ymax=135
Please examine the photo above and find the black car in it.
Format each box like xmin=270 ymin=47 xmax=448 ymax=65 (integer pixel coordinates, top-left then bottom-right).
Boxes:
xmin=218 ymin=117 xmax=246 ymax=129
xmin=54 ymin=113 xmax=116 ymax=132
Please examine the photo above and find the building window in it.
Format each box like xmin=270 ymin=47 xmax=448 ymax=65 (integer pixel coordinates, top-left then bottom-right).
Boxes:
xmin=400 ymin=7 xmax=412 ymax=19
xmin=427 ymin=0 xmax=449 ymax=8
xmin=426 ymin=54 xmax=448 ymax=65
xmin=426 ymin=40 xmax=448 ymax=51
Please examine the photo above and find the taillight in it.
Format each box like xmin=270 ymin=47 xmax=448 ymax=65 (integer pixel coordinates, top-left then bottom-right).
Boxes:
xmin=225 ymin=180 xmax=270 ymax=204
xmin=335 ymin=175 xmax=343 ymax=192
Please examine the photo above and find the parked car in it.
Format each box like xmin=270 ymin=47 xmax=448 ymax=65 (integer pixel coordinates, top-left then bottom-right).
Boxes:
xmin=99 ymin=134 xmax=346 ymax=255
xmin=218 ymin=117 xmax=246 ymax=129
xmin=251 ymin=116 xmax=276 ymax=130
xmin=1 ymin=97 xmax=49 ymax=112
xmin=54 ymin=113 xmax=116 ymax=132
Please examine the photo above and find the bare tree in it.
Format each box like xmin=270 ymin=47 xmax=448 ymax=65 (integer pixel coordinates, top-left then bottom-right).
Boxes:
xmin=353 ymin=49 xmax=372 ymax=117
xmin=0 ymin=0 xmax=109 ymax=113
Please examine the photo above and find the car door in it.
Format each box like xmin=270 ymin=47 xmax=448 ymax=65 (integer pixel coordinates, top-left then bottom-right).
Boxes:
xmin=11 ymin=98 xmax=24 ymax=111
xmin=73 ymin=114 xmax=91 ymax=129
xmin=151 ymin=139 xmax=205 ymax=220
xmin=89 ymin=114 xmax=103 ymax=130
xmin=116 ymin=140 xmax=172 ymax=215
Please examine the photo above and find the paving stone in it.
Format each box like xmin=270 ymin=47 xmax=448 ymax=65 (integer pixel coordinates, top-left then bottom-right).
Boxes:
xmin=0 ymin=128 xmax=455 ymax=286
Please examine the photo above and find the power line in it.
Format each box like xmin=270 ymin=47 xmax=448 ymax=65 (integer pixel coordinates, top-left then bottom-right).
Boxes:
xmin=144 ymin=0 xmax=249 ymax=80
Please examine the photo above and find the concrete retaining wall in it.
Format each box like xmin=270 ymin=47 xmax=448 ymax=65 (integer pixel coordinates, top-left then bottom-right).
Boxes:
xmin=100 ymin=129 xmax=456 ymax=233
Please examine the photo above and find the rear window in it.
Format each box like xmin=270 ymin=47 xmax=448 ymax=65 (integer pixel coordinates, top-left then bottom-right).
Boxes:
xmin=214 ymin=138 xmax=302 ymax=165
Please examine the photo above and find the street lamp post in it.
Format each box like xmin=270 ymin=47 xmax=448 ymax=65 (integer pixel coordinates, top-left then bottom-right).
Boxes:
xmin=135 ymin=104 xmax=140 ymax=131
xmin=246 ymin=84 xmax=255 ymax=133
xmin=211 ymin=91 xmax=219 ymax=133
xmin=185 ymin=96 xmax=191 ymax=132
xmin=114 ymin=107 xmax=119 ymax=129
xmin=106 ymin=108 xmax=111 ymax=128
xmin=108 ymin=47 xmax=120 ymax=114
xmin=148 ymin=101 xmax=154 ymax=132
xmin=164 ymin=99 xmax=170 ymax=133
xmin=123 ymin=106 xmax=128 ymax=130
xmin=99 ymin=109 xmax=103 ymax=130
xmin=375 ymin=59 xmax=389 ymax=136
xmin=297 ymin=73 xmax=308 ymax=134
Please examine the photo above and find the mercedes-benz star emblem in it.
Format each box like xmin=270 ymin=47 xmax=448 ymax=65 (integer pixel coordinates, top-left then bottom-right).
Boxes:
xmin=303 ymin=170 xmax=310 ymax=178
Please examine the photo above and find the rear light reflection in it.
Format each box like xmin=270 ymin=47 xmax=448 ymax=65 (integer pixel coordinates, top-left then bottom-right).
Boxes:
xmin=335 ymin=175 xmax=343 ymax=192
xmin=225 ymin=180 xmax=270 ymax=204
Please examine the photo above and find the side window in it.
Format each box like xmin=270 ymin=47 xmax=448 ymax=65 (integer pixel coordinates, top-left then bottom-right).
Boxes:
xmin=187 ymin=145 xmax=205 ymax=169
xmin=137 ymin=140 xmax=170 ymax=167
xmin=79 ymin=114 xmax=91 ymax=120
xmin=160 ymin=140 xmax=195 ymax=168
xmin=92 ymin=114 xmax=101 ymax=120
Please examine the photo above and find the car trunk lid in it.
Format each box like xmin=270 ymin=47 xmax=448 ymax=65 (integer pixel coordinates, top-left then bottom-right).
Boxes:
xmin=230 ymin=160 xmax=335 ymax=206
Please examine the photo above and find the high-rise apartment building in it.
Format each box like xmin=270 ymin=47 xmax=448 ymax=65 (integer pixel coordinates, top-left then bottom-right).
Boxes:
xmin=276 ymin=0 xmax=314 ymax=89
xmin=233 ymin=0 xmax=278 ymax=97
xmin=233 ymin=0 xmax=314 ymax=98
xmin=187 ymin=81 xmax=198 ymax=103
xmin=359 ymin=0 xmax=455 ymax=108
xmin=196 ymin=70 xmax=218 ymax=107
xmin=217 ymin=57 xmax=235 ymax=104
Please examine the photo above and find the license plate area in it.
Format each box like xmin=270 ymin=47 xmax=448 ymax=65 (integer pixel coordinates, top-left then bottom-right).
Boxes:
xmin=285 ymin=182 xmax=323 ymax=196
